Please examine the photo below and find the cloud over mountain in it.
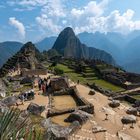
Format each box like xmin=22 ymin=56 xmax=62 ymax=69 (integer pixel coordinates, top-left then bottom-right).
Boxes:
xmin=2 ymin=0 xmax=140 ymax=41
xmin=9 ymin=17 xmax=26 ymax=39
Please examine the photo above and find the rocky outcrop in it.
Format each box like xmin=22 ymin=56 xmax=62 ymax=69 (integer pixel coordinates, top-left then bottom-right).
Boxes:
xmin=27 ymin=103 xmax=45 ymax=115
xmin=126 ymin=108 xmax=137 ymax=116
xmin=2 ymin=96 xmax=18 ymax=106
xmin=109 ymin=100 xmax=120 ymax=108
xmin=121 ymin=115 xmax=137 ymax=124
xmin=44 ymin=118 xmax=80 ymax=140
xmin=65 ymin=110 xmax=91 ymax=125
xmin=89 ymin=90 xmax=96 ymax=95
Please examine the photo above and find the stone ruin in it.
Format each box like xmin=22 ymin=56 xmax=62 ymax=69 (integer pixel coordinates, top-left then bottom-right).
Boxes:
xmin=43 ymin=118 xmax=80 ymax=140
xmin=47 ymin=86 xmax=94 ymax=117
xmin=49 ymin=77 xmax=70 ymax=91
xmin=45 ymin=77 xmax=94 ymax=140
xmin=101 ymin=71 xmax=140 ymax=90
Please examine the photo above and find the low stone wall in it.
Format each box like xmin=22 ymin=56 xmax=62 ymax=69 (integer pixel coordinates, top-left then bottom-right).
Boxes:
xmin=113 ymin=95 xmax=138 ymax=104
xmin=47 ymin=87 xmax=94 ymax=117
xmin=21 ymin=69 xmax=47 ymax=76
xmin=87 ymin=83 xmax=119 ymax=97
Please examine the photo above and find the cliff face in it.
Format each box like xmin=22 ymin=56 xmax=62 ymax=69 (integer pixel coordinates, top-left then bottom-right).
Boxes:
xmin=52 ymin=27 xmax=116 ymax=65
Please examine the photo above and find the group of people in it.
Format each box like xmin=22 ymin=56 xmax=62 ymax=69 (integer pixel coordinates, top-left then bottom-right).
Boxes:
xmin=18 ymin=89 xmax=35 ymax=105
xmin=38 ymin=76 xmax=51 ymax=95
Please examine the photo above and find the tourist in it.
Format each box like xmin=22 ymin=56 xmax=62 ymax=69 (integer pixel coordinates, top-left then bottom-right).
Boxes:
xmin=42 ymin=83 xmax=46 ymax=94
xmin=77 ymin=80 xmax=80 ymax=84
xmin=38 ymin=78 xmax=42 ymax=90
xmin=21 ymin=94 xmax=24 ymax=105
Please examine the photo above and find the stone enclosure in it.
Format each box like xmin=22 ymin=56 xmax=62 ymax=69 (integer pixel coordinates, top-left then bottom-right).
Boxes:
xmin=46 ymin=77 xmax=94 ymax=139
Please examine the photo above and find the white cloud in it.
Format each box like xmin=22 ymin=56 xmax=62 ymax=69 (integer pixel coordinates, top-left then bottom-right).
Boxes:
xmin=71 ymin=0 xmax=109 ymax=18
xmin=9 ymin=17 xmax=26 ymax=38
xmin=8 ymin=0 xmax=47 ymax=7
xmin=36 ymin=14 xmax=62 ymax=36
xmin=41 ymin=0 xmax=66 ymax=17
xmin=10 ymin=0 xmax=140 ymax=37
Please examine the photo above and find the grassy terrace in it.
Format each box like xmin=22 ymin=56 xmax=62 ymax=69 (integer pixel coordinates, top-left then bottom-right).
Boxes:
xmin=55 ymin=64 xmax=124 ymax=92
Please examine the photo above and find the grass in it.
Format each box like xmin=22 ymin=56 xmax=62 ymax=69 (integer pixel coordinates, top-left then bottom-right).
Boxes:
xmin=132 ymin=95 xmax=140 ymax=100
xmin=55 ymin=64 xmax=124 ymax=92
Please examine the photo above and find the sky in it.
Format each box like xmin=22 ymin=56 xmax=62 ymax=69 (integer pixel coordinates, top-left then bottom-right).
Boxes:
xmin=0 ymin=0 xmax=140 ymax=43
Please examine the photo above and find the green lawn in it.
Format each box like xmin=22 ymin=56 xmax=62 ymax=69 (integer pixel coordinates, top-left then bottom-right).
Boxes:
xmin=55 ymin=64 xmax=124 ymax=92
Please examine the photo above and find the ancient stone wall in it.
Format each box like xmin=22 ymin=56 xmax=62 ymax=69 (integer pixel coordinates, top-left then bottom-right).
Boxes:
xmin=21 ymin=69 xmax=47 ymax=76
xmin=50 ymin=77 xmax=69 ymax=91
xmin=47 ymin=86 xmax=94 ymax=117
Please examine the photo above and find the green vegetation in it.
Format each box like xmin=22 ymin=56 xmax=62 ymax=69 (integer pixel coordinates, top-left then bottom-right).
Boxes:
xmin=55 ymin=64 xmax=124 ymax=92
xmin=54 ymin=67 xmax=64 ymax=75
xmin=132 ymin=95 xmax=140 ymax=100
xmin=0 ymin=108 xmax=42 ymax=140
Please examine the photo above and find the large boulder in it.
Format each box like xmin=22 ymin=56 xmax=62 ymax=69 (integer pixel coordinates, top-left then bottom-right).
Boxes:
xmin=109 ymin=100 xmax=120 ymax=108
xmin=126 ymin=108 xmax=137 ymax=116
xmin=89 ymin=90 xmax=96 ymax=95
xmin=44 ymin=118 xmax=80 ymax=140
xmin=65 ymin=110 xmax=91 ymax=125
xmin=121 ymin=115 xmax=137 ymax=124
xmin=2 ymin=96 xmax=18 ymax=106
xmin=27 ymin=103 xmax=45 ymax=115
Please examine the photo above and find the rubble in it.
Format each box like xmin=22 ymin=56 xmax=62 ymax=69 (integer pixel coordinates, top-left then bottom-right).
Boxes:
xmin=92 ymin=126 xmax=107 ymax=133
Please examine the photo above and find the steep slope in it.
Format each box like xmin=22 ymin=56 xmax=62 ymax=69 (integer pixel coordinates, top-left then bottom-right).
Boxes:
xmin=0 ymin=41 xmax=23 ymax=68
xmin=123 ymin=58 xmax=140 ymax=74
xmin=78 ymin=32 xmax=123 ymax=64
xmin=0 ymin=42 xmax=42 ymax=77
xmin=52 ymin=27 xmax=116 ymax=65
xmin=35 ymin=36 xmax=57 ymax=52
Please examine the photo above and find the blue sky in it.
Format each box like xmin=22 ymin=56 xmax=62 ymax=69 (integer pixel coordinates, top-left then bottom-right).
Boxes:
xmin=0 ymin=0 xmax=140 ymax=43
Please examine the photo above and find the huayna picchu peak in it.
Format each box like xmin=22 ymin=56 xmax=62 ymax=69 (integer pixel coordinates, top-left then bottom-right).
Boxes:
xmin=52 ymin=27 xmax=116 ymax=65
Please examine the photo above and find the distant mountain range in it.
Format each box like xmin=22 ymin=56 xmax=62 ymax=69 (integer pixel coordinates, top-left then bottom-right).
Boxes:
xmin=1 ymin=29 xmax=140 ymax=73
xmin=0 ymin=42 xmax=23 ymax=68
xmin=35 ymin=36 xmax=57 ymax=52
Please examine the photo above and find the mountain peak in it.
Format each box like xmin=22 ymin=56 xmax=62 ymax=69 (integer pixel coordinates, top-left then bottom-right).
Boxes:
xmin=52 ymin=27 xmax=115 ymax=65
xmin=60 ymin=27 xmax=75 ymax=37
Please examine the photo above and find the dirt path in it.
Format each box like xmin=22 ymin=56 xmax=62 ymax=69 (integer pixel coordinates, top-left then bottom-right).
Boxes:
xmin=71 ymin=84 xmax=140 ymax=140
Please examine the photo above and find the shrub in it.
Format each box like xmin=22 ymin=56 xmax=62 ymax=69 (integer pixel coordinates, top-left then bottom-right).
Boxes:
xmin=54 ymin=67 xmax=64 ymax=75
